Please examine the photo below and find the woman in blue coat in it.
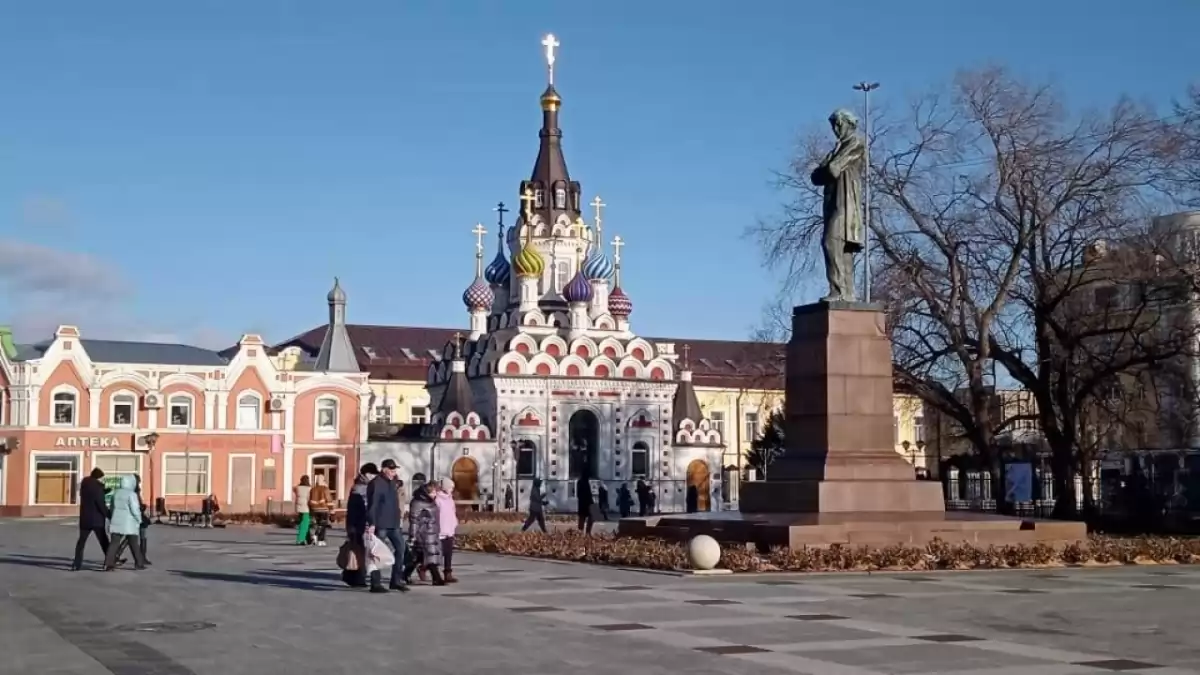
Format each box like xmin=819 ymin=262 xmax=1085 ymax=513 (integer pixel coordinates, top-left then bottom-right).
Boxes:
xmin=102 ymin=475 xmax=148 ymax=571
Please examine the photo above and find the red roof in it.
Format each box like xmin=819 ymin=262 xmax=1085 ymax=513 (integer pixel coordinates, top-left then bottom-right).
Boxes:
xmin=275 ymin=324 xmax=784 ymax=390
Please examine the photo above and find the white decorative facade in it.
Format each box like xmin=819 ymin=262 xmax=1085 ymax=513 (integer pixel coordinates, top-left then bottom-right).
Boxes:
xmin=364 ymin=36 xmax=724 ymax=513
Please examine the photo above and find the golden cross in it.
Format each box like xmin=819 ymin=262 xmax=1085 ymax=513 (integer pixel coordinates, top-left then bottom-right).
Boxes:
xmin=520 ymin=188 xmax=536 ymax=243
xmin=590 ymin=195 xmax=605 ymax=235
xmin=472 ymin=223 xmax=487 ymax=257
xmin=611 ymin=235 xmax=624 ymax=264
xmin=542 ymin=34 xmax=560 ymax=84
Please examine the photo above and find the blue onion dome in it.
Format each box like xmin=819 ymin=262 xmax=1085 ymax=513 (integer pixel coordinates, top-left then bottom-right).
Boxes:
xmin=462 ymin=276 xmax=494 ymax=310
xmin=484 ymin=231 xmax=511 ymax=286
xmin=608 ymin=285 xmax=633 ymax=317
xmin=563 ymin=269 xmax=593 ymax=304
xmin=581 ymin=245 xmax=614 ymax=281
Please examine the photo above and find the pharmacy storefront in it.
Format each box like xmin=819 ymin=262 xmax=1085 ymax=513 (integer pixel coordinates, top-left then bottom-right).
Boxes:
xmin=0 ymin=431 xmax=146 ymax=517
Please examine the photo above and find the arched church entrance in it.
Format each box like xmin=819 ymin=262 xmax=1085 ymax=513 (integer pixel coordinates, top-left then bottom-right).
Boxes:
xmin=451 ymin=456 xmax=480 ymax=501
xmin=686 ymin=460 xmax=711 ymax=512
xmin=568 ymin=410 xmax=600 ymax=479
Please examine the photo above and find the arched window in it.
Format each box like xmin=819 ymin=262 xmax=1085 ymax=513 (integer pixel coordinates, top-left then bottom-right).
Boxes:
xmin=52 ymin=390 xmax=78 ymax=426
xmin=631 ymin=441 xmax=649 ymax=478
xmin=110 ymin=392 xmax=136 ymax=427
xmin=316 ymin=397 xmax=339 ymax=435
xmin=554 ymin=186 xmax=567 ymax=209
xmin=555 ymin=261 xmax=570 ymax=292
xmin=236 ymin=393 xmax=261 ymax=430
xmin=516 ymin=440 xmax=536 ymax=477
xmin=168 ymin=394 xmax=193 ymax=428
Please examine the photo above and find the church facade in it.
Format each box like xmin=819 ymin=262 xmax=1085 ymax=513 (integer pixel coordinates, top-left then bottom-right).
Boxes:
xmin=359 ymin=37 xmax=725 ymax=512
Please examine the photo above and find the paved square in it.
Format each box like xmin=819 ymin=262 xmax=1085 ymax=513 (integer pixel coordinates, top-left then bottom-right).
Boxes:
xmin=2 ymin=518 xmax=1199 ymax=675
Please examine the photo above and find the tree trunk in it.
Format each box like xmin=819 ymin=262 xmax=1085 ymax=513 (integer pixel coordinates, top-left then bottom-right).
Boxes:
xmin=1050 ymin=448 xmax=1078 ymax=520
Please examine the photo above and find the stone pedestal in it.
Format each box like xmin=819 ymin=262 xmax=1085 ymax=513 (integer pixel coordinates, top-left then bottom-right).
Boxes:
xmin=740 ymin=301 xmax=944 ymax=514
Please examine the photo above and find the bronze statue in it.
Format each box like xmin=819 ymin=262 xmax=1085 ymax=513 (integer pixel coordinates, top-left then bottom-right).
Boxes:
xmin=810 ymin=109 xmax=866 ymax=302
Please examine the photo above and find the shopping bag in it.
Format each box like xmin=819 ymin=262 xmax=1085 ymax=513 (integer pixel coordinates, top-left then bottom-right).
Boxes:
xmin=364 ymin=532 xmax=394 ymax=573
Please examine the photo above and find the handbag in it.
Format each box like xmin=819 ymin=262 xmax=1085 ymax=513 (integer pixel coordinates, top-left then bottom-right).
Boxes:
xmin=336 ymin=540 xmax=361 ymax=572
xmin=364 ymin=532 xmax=395 ymax=571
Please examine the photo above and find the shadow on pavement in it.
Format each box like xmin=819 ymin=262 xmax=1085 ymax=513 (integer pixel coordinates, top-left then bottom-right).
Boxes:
xmin=250 ymin=567 xmax=342 ymax=582
xmin=0 ymin=554 xmax=73 ymax=571
xmin=171 ymin=569 xmax=345 ymax=592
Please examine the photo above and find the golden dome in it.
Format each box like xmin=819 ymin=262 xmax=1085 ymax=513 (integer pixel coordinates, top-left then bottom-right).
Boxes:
xmin=540 ymin=85 xmax=561 ymax=111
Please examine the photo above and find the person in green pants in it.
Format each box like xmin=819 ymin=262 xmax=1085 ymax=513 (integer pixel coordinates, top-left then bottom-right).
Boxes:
xmin=294 ymin=475 xmax=312 ymax=545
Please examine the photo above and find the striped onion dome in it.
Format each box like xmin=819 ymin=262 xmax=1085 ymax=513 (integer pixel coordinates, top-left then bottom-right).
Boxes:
xmin=484 ymin=239 xmax=511 ymax=286
xmin=581 ymin=246 xmax=614 ymax=281
xmin=513 ymin=242 xmax=545 ymax=278
xmin=563 ymin=269 xmax=593 ymax=304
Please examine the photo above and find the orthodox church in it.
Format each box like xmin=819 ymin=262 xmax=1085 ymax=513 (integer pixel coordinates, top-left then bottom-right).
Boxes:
xmin=362 ymin=35 xmax=725 ymax=512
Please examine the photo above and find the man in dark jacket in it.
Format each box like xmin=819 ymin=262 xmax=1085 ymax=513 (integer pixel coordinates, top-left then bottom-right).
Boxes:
xmin=72 ymin=468 xmax=111 ymax=571
xmin=365 ymin=458 xmax=407 ymax=593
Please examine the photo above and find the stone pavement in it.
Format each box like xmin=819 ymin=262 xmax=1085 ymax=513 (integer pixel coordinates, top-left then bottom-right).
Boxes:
xmin=1 ymin=518 xmax=1198 ymax=675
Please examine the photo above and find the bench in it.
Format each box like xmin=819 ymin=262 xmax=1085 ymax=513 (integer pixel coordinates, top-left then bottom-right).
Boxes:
xmin=167 ymin=510 xmax=213 ymax=527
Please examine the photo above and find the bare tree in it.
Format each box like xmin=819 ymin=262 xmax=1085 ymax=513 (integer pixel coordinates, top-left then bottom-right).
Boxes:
xmin=754 ymin=67 xmax=1189 ymax=518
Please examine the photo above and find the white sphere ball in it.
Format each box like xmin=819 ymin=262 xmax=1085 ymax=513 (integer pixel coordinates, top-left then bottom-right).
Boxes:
xmin=687 ymin=534 xmax=721 ymax=571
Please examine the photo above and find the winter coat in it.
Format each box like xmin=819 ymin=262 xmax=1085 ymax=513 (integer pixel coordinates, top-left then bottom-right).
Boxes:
xmin=528 ymin=480 xmax=546 ymax=513
xmin=407 ymin=487 xmax=442 ymax=567
xmin=78 ymin=474 xmax=110 ymax=530
xmin=434 ymin=491 xmax=457 ymax=538
xmin=576 ymin=478 xmax=593 ymax=515
xmin=109 ymin=475 xmax=143 ymax=536
xmin=308 ymin=484 xmax=331 ymax=513
xmin=294 ymin=484 xmax=311 ymax=513
xmin=366 ymin=475 xmax=400 ymax=530
xmin=345 ymin=476 xmax=370 ymax=536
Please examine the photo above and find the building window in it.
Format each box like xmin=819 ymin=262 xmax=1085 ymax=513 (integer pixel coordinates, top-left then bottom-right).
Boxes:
xmin=236 ymin=394 xmax=261 ymax=430
xmin=316 ymin=397 xmax=339 ymax=434
xmin=410 ymin=405 xmax=428 ymax=424
xmin=534 ymin=188 xmax=544 ymax=208
xmin=33 ymin=454 xmax=81 ymax=504
xmin=554 ymin=186 xmax=567 ymax=209
xmin=373 ymin=405 xmax=392 ymax=424
xmin=163 ymin=454 xmax=210 ymax=496
xmin=95 ymin=453 xmax=141 ymax=484
xmin=631 ymin=442 xmax=649 ymax=477
xmin=52 ymin=391 xmax=77 ymax=426
xmin=914 ymin=414 xmax=926 ymax=442
xmin=110 ymin=392 xmax=136 ymax=427
xmin=709 ymin=411 xmax=726 ymax=438
xmin=168 ymin=395 xmax=193 ymax=428
xmin=743 ymin=411 xmax=760 ymax=442
xmin=555 ymin=261 xmax=569 ymax=292
xmin=516 ymin=440 xmax=536 ymax=477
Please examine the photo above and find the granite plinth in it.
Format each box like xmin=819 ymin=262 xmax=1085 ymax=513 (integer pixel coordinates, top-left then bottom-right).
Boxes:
xmin=618 ymin=511 xmax=1088 ymax=550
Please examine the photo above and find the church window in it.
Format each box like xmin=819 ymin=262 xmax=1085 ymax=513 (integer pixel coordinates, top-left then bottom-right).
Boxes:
xmin=506 ymin=362 xmax=522 ymax=375
xmin=535 ymin=363 xmax=552 ymax=376
xmin=545 ymin=343 xmax=561 ymax=357
xmin=566 ymin=364 xmax=581 ymax=377
xmin=575 ymin=345 xmax=589 ymax=358
xmin=650 ymin=367 xmax=665 ymax=380
xmin=516 ymin=440 xmax=536 ymax=477
xmin=603 ymin=346 xmax=618 ymax=359
xmin=554 ymin=187 xmax=567 ymax=209
xmin=622 ymin=366 xmax=637 ymax=378
xmin=631 ymin=442 xmax=649 ymax=478
xmin=594 ymin=364 xmax=610 ymax=378
xmin=630 ymin=347 xmax=646 ymax=360
xmin=555 ymin=261 xmax=569 ymax=292
xmin=534 ymin=189 xmax=545 ymax=208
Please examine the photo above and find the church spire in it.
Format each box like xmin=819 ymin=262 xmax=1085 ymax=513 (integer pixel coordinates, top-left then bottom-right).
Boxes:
xmin=523 ymin=32 xmax=581 ymax=229
xmin=315 ymin=277 xmax=361 ymax=372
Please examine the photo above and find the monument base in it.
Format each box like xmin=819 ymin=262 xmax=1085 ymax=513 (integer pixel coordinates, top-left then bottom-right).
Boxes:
xmin=738 ymin=479 xmax=945 ymax=514
xmin=618 ymin=511 xmax=1087 ymax=550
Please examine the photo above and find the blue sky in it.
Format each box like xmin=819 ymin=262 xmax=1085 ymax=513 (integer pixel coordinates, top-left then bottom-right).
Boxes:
xmin=1 ymin=1 xmax=1197 ymax=347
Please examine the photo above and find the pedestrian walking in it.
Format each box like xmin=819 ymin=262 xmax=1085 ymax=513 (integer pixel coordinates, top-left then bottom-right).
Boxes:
xmin=617 ymin=483 xmax=633 ymax=518
xmin=576 ymin=476 xmax=595 ymax=535
xmin=309 ymin=474 xmax=332 ymax=546
xmin=111 ymin=475 xmax=152 ymax=565
xmin=435 ymin=477 xmax=458 ymax=583
xmin=72 ymin=468 xmax=111 ymax=571
xmin=102 ymin=475 xmax=148 ymax=571
xmin=340 ymin=463 xmax=375 ymax=588
xmin=365 ymin=459 xmax=408 ymax=593
xmin=401 ymin=480 xmax=445 ymax=586
xmin=520 ymin=477 xmax=548 ymax=533
xmin=294 ymin=475 xmax=312 ymax=545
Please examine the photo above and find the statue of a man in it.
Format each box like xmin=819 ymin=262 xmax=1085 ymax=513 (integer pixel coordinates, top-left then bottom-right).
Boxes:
xmin=810 ymin=109 xmax=866 ymax=302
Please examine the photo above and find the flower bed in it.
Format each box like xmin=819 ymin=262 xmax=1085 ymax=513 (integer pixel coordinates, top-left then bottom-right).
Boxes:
xmin=454 ymin=530 xmax=1200 ymax=572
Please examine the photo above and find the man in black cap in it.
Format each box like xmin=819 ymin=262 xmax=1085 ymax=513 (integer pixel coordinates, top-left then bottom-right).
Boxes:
xmin=365 ymin=458 xmax=407 ymax=593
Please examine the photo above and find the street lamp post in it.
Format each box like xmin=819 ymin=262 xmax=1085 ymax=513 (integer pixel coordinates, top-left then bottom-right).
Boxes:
xmin=138 ymin=432 xmax=159 ymax=517
xmin=852 ymin=81 xmax=880 ymax=302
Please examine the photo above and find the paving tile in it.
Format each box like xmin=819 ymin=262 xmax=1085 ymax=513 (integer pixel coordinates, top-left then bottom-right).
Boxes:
xmin=1075 ymin=659 xmax=1161 ymax=671
xmin=695 ymin=645 xmax=770 ymax=655
xmin=786 ymin=614 xmax=847 ymax=621
xmin=915 ymin=633 xmax=984 ymax=643
xmin=594 ymin=623 xmax=654 ymax=632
